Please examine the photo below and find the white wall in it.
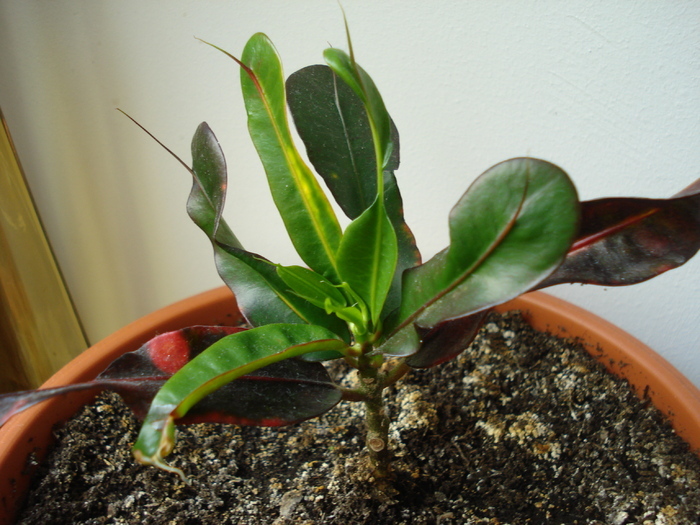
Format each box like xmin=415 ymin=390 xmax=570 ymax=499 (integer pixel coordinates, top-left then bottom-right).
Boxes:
xmin=1 ymin=1 xmax=699 ymax=386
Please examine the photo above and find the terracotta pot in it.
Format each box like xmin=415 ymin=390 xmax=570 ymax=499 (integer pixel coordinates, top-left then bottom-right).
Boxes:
xmin=0 ymin=287 xmax=698 ymax=524
xmin=0 ymin=288 xmax=242 ymax=525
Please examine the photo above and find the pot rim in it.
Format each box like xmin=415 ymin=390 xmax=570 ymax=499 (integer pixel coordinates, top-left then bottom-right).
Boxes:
xmin=0 ymin=287 xmax=698 ymax=524
xmin=496 ymin=292 xmax=700 ymax=453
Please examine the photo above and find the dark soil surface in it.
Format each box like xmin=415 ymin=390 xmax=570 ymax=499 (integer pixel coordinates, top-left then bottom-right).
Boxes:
xmin=16 ymin=311 xmax=700 ymax=524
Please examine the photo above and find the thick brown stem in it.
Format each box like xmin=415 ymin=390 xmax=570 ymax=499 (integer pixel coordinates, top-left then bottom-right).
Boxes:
xmin=358 ymin=365 xmax=391 ymax=478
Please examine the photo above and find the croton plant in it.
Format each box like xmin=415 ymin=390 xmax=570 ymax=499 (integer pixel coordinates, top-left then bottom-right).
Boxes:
xmin=2 ymin=30 xmax=699 ymax=483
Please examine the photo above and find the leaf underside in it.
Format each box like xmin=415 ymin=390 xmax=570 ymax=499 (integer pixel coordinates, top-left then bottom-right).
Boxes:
xmin=404 ymin=310 xmax=490 ymax=369
xmin=539 ymin=180 xmax=700 ymax=287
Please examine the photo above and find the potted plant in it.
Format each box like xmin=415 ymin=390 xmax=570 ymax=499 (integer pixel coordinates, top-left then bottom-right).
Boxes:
xmin=2 ymin=25 xmax=700 ymax=523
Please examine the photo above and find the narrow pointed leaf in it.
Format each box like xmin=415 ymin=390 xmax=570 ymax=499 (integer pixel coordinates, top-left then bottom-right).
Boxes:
xmin=218 ymin=34 xmax=343 ymax=280
xmin=323 ymin=48 xmax=393 ymax=172
xmin=287 ymin=65 xmax=421 ymax=315
xmin=0 ymin=381 xmax=157 ymax=427
xmin=538 ymin=180 xmax=700 ymax=287
xmin=118 ymin=113 xmax=242 ymax=249
xmin=381 ymin=158 xmax=579 ymax=356
xmin=186 ymin=123 xmax=347 ymax=338
xmin=276 ymin=265 xmax=348 ymax=310
xmin=132 ymin=324 xmax=348 ymax=476
xmin=116 ymin=116 xmax=326 ymax=330
xmin=189 ymin=123 xmax=336 ymax=329
xmin=337 ymin=196 xmax=398 ymax=327
xmin=286 ymin=65 xmax=399 ymax=218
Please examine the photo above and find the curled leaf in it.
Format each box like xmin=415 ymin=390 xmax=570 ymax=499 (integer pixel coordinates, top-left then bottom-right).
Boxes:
xmin=539 ymin=180 xmax=700 ymax=287
xmin=381 ymin=158 xmax=579 ymax=357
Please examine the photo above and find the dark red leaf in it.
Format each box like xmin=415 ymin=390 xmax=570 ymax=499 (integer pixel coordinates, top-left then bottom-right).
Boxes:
xmin=0 ymin=379 xmax=166 ymax=426
xmin=405 ymin=311 xmax=489 ymax=369
xmin=99 ymin=326 xmax=246 ymax=379
xmin=0 ymin=326 xmax=341 ymax=429
xmin=539 ymin=181 xmax=700 ymax=287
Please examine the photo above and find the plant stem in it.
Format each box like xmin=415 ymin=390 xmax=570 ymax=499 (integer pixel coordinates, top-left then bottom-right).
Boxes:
xmin=358 ymin=358 xmax=391 ymax=478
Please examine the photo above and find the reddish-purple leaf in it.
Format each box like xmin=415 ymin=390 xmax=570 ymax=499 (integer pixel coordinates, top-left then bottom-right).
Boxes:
xmin=0 ymin=380 xmax=161 ymax=427
xmin=0 ymin=326 xmax=341 ymax=429
xmin=99 ymin=326 xmax=246 ymax=380
xmin=405 ymin=311 xmax=489 ymax=369
xmin=540 ymin=181 xmax=700 ymax=287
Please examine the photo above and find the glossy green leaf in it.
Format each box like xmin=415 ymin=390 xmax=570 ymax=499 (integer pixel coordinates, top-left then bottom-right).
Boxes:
xmin=319 ymin=50 xmax=417 ymax=319
xmin=286 ymin=65 xmax=421 ymax=316
xmin=177 ymin=359 xmax=341 ymax=427
xmin=132 ymin=324 xmax=348 ymax=479
xmin=189 ymin=124 xmax=316 ymax=326
xmin=230 ymin=34 xmax=342 ymax=280
xmin=337 ymin=196 xmax=398 ymax=328
xmin=323 ymin=48 xmax=393 ymax=172
xmin=382 ymin=170 xmax=422 ymax=316
xmin=116 ymin=113 xmax=242 ymax=248
xmin=184 ymin=123 xmax=346 ymax=337
xmin=380 ymin=158 xmax=579 ymax=356
xmin=213 ymin=243 xmax=349 ymax=343
xmin=276 ymin=265 xmax=348 ymax=310
xmin=273 ymin=264 xmax=360 ymax=346
xmin=286 ymin=65 xmax=399 ymax=219
xmin=116 ymin=115 xmax=325 ymax=331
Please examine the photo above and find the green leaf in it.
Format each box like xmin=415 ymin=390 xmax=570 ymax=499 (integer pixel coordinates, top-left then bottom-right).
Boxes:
xmin=113 ymin=117 xmax=322 ymax=330
xmin=214 ymin=243 xmax=349 ymax=343
xmin=337 ymin=196 xmax=398 ymax=328
xmin=179 ymin=359 xmax=342 ymax=426
xmin=232 ymin=34 xmax=342 ymax=280
xmin=189 ymin=122 xmax=241 ymax=247
xmin=132 ymin=324 xmax=348 ymax=479
xmin=382 ymin=170 xmax=422 ymax=316
xmin=276 ymin=265 xmax=348 ymax=310
xmin=286 ymin=65 xmax=399 ymax=219
xmin=286 ymin=66 xmax=421 ymax=316
xmin=315 ymin=49 xmax=411 ymax=326
xmin=323 ymin=48 xmax=393 ymax=172
xmin=380 ymin=158 xmax=579 ymax=356
xmin=180 ymin=123 xmax=345 ymax=338
xmin=115 ymin=113 xmax=242 ymax=248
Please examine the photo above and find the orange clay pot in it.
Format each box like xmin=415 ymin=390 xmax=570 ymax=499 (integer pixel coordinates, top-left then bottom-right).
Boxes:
xmin=0 ymin=287 xmax=698 ymax=524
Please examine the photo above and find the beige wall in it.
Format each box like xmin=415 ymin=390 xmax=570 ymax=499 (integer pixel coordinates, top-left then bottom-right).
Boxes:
xmin=1 ymin=1 xmax=699 ymax=386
